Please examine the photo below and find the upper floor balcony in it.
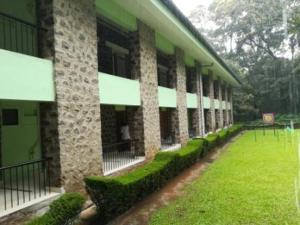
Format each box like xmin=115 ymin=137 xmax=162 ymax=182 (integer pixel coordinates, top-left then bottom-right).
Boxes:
xmin=0 ymin=12 xmax=38 ymax=57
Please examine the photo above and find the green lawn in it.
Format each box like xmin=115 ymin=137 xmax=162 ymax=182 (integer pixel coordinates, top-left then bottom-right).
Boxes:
xmin=150 ymin=130 xmax=300 ymax=225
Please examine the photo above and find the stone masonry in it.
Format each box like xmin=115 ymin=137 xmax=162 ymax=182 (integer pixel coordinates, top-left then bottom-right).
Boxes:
xmin=169 ymin=49 xmax=189 ymax=144
xmin=38 ymin=0 xmax=102 ymax=192
xmin=217 ymin=79 xmax=224 ymax=129
xmin=224 ymin=84 xmax=229 ymax=126
xmin=196 ymin=63 xmax=205 ymax=136
xmin=229 ymin=87 xmax=234 ymax=124
xmin=130 ymin=21 xmax=161 ymax=159
xmin=207 ymin=72 xmax=216 ymax=132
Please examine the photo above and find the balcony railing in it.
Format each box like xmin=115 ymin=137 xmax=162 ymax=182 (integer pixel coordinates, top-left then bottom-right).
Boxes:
xmin=0 ymin=158 xmax=51 ymax=212
xmin=0 ymin=12 xmax=38 ymax=56
xmin=102 ymin=140 xmax=143 ymax=174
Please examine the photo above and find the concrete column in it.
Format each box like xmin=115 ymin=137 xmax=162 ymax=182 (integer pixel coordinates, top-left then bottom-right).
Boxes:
xmin=224 ymin=84 xmax=229 ymax=126
xmin=217 ymin=79 xmax=224 ymax=129
xmin=130 ymin=21 xmax=161 ymax=159
xmin=207 ymin=73 xmax=216 ymax=132
xmin=38 ymin=0 xmax=102 ymax=192
xmin=196 ymin=63 xmax=205 ymax=136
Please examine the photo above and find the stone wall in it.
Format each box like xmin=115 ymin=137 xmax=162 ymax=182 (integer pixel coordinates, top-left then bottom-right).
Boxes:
xmin=130 ymin=21 xmax=161 ymax=159
xmin=169 ymin=49 xmax=189 ymax=144
xmin=195 ymin=64 xmax=205 ymax=136
xmin=38 ymin=0 xmax=102 ymax=192
xmin=207 ymin=74 xmax=216 ymax=132
xmin=101 ymin=106 xmax=118 ymax=147
xmin=217 ymin=79 xmax=224 ymax=129
xmin=224 ymin=84 xmax=229 ymax=126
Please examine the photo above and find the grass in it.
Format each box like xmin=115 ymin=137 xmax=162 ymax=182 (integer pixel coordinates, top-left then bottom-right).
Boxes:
xmin=150 ymin=130 xmax=300 ymax=225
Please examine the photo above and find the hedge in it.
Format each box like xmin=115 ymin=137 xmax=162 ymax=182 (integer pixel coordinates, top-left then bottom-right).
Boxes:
xmin=26 ymin=192 xmax=85 ymax=225
xmin=85 ymin=125 xmax=243 ymax=224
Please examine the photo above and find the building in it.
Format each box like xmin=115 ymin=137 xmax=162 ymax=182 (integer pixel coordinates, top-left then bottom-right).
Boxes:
xmin=0 ymin=0 xmax=240 ymax=218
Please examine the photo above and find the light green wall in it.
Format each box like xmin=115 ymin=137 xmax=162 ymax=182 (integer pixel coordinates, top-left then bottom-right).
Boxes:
xmin=222 ymin=101 xmax=226 ymax=109
xmin=99 ymin=73 xmax=141 ymax=106
xmin=96 ymin=0 xmax=137 ymax=31
xmin=0 ymin=49 xmax=54 ymax=102
xmin=214 ymin=99 xmax=220 ymax=109
xmin=158 ymin=86 xmax=176 ymax=108
xmin=203 ymin=96 xmax=211 ymax=109
xmin=155 ymin=32 xmax=175 ymax=55
xmin=1 ymin=101 xmax=41 ymax=166
xmin=0 ymin=0 xmax=36 ymax=24
xmin=186 ymin=93 xmax=197 ymax=109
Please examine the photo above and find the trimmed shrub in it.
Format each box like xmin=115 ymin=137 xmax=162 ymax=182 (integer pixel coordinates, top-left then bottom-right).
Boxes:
xmin=85 ymin=125 xmax=243 ymax=224
xmin=26 ymin=192 xmax=85 ymax=225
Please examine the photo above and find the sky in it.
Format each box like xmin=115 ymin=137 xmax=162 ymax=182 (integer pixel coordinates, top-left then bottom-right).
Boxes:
xmin=172 ymin=0 xmax=213 ymax=16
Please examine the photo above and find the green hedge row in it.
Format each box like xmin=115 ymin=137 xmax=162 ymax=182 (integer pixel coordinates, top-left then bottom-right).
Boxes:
xmin=85 ymin=125 xmax=243 ymax=224
xmin=26 ymin=192 xmax=85 ymax=225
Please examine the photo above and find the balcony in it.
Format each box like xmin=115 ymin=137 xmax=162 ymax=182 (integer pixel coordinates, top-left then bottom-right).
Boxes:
xmin=0 ymin=12 xmax=38 ymax=57
xmin=0 ymin=159 xmax=59 ymax=216
xmin=0 ymin=13 xmax=54 ymax=102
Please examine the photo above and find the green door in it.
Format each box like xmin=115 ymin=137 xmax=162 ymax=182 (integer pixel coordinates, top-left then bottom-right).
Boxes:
xmin=0 ymin=101 xmax=41 ymax=166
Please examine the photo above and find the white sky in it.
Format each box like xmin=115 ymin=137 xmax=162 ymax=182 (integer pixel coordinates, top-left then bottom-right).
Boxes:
xmin=172 ymin=0 xmax=213 ymax=16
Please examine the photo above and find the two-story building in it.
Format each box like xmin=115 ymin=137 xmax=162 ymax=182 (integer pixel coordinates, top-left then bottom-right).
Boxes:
xmin=0 ymin=0 xmax=240 ymax=218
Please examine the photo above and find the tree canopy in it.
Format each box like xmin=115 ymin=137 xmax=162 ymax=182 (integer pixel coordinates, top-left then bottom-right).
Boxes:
xmin=190 ymin=0 xmax=300 ymax=121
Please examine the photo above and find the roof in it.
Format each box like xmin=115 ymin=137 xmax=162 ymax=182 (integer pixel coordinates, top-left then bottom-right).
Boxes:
xmin=159 ymin=0 xmax=241 ymax=84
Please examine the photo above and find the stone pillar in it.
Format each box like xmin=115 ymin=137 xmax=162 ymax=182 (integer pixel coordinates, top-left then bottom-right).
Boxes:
xmin=130 ymin=21 xmax=161 ymax=159
xmin=169 ymin=49 xmax=189 ymax=144
xmin=217 ymin=79 xmax=224 ymax=129
xmin=229 ymin=87 xmax=234 ymax=124
xmin=224 ymin=84 xmax=229 ymax=126
xmin=196 ymin=63 xmax=205 ymax=136
xmin=207 ymin=73 xmax=216 ymax=132
xmin=38 ymin=0 xmax=102 ymax=192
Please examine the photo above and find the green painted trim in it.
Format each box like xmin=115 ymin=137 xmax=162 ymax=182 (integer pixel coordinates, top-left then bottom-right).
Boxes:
xmin=96 ymin=0 xmax=137 ymax=31
xmin=158 ymin=86 xmax=176 ymax=108
xmin=0 ymin=49 xmax=54 ymax=102
xmin=99 ymin=73 xmax=141 ymax=106
xmin=222 ymin=101 xmax=226 ymax=109
xmin=203 ymin=96 xmax=210 ymax=109
xmin=155 ymin=32 xmax=175 ymax=55
xmin=115 ymin=105 xmax=126 ymax=111
xmin=184 ymin=54 xmax=195 ymax=67
xmin=214 ymin=99 xmax=220 ymax=109
xmin=186 ymin=93 xmax=197 ymax=108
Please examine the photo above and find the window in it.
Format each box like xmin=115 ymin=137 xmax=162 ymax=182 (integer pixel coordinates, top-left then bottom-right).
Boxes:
xmin=98 ymin=21 xmax=131 ymax=78
xmin=157 ymin=51 xmax=171 ymax=88
xmin=2 ymin=109 xmax=18 ymax=126
xmin=157 ymin=65 xmax=169 ymax=87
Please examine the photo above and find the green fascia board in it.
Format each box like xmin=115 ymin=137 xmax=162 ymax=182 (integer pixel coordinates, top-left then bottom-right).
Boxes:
xmin=184 ymin=54 xmax=195 ymax=67
xmin=95 ymin=0 xmax=137 ymax=31
xmin=0 ymin=49 xmax=54 ymax=102
xmin=222 ymin=101 xmax=226 ymax=109
xmin=203 ymin=96 xmax=210 ymax=109
xmin=155 ymin=32 xmax=175 ymax=55
xmin=186 ymin=93 xmax=197 ymax=108
xmin=99 ymin=72 xmax=141 ymax=106
xmin=228 ymin=102 xmax=231 ymax=110
xmin=158 ymin=86 xmax=176 ymax=108
xmin=214 ymin=99 xmax=220 ymax=109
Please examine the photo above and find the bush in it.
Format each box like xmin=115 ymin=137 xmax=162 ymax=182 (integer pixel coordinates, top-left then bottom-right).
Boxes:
xmin=26 ymin=193 xmax=85 ymax=225
xmin=85 ymin=125 xmax=243 ymax=224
